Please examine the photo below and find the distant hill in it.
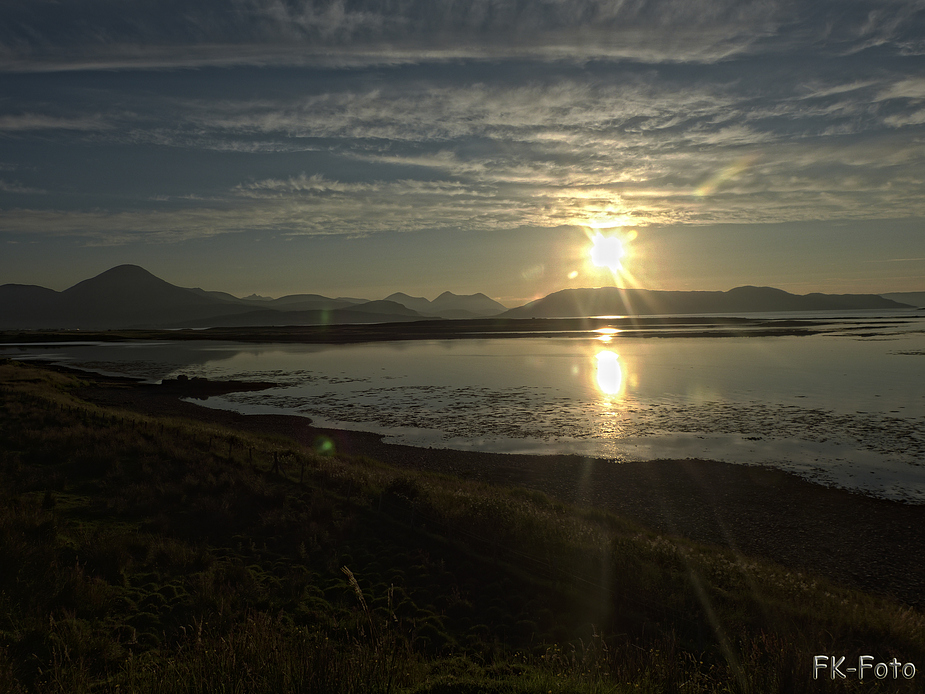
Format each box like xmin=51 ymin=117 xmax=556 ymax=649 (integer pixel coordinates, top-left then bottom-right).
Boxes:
xmin=384 ymin=292 xmax=434 ymax=315
xmin=184 ymin=287 xmax=251 ymax=304
xmin=384 ymin=291 xmax=506 ymax=319
xmin=501 ymin=286 xmax=914 ymax=318
xmin=264 ymin=295 xmax=362 ymax=312
xmin=0 ymin=265 xmax=423 ymax=330
xmin=880 ymin=292 xmax=925 ymax=308
xmin=184 ymin=288 xmax=370 ymax=312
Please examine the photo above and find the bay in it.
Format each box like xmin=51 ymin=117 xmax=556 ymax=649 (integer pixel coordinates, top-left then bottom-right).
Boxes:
xmin=4 ymin=311 xmax=925 ymax=502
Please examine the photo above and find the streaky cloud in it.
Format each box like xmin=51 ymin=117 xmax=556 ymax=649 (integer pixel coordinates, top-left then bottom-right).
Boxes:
xmin=0 ymin=0 xmax=857 ymax=71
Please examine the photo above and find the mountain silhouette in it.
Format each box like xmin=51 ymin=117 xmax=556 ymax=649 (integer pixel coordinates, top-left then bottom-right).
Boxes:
xmin=501 ymin=286 xmax=913 ymax=318
xmin=880 ymin=291 xmax=925 ymax=308
xmin=383 ymin=292 xmax=433 ymax=314
xmin=57 ymin=265 xmax=235 ymax=327
xmin=0 ymin=284 xmax=61 ymax=328
xmin=0 ymin=265 xmax=423 ymax=330
xmin=1 ymin=266 xmax=914 ymax=330
xmin=384 ymin=291 xmax=506 ymax=318
xmin=263 ymin=294 xmax=362 ymax=312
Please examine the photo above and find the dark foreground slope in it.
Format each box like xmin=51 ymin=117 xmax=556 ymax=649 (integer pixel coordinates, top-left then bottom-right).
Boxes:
xmin=1 ymin=361 xmax=923 ymax=693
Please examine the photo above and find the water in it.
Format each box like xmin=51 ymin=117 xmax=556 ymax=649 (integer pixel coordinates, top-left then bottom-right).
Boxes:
xmin=4 ymin=311 xmax=925 ymax=502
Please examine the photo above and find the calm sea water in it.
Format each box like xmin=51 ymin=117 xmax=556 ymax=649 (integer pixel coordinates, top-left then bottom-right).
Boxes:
xmin=5 ymin=311 xmax=925 ymax=502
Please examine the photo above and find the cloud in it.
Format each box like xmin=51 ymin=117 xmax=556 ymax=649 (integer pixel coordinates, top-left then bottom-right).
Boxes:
xmin=5 ymin=124 xmax=925 ymax=246
xmin=3 ymin=0 xmax=923 ymax=73
xmin=0 ymin=0 xmax=795 ymax=70
xmin=4 ymin=65 xmax=925 ymax=243
xmin=0 ymin=113 xmax=109 ymax=131
xmin=2 ymin=3 xmax=924 ymax=246
xmin=0 ymin=179 xmax=45 ymax=194
xmin=876 ymin=77 xmax=925 ymax=101
xmin=884 ymin=109 xmax=925 ymax=127
xmin=2 ymin=0 xmax=924 ymax=74
xmin=179 ymin=79 xmax=748 ymax=149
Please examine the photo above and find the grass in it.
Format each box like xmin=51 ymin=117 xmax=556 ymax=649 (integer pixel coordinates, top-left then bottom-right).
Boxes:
xmin=0 ymin=358 xmax=923 ymax=692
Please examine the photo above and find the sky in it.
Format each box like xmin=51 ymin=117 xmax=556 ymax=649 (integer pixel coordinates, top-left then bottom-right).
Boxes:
xmin=1 ymin=0 xmax=925 ymax=306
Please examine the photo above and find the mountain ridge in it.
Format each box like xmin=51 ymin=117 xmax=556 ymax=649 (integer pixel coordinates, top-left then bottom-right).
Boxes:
xmin=0 ymin=266 xmax=916 ymax=330
xmin=384 ymin=290 xmax=507 ymax=318
xmin=501 ymin=286 xmax=913 ymax=318
xmin=0 ymin=265 xmax=505 ymax=329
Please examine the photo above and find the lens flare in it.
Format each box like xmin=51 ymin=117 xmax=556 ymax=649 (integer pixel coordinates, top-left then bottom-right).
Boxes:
xmin=695 ymin=154 xmax=759 ymax=197
xmin=313 ymin=436 xmax=335 ymax=456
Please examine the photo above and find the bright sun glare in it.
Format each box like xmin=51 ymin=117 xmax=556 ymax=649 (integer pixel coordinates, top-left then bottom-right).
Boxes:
xmin=588 ymin=232 xmax=626 ymax=273
xmin=595 ymin=350 xmax=623 ymax=396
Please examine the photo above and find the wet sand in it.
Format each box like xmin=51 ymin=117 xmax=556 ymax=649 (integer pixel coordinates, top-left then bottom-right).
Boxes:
xmin=73 ymin=368 xmax=925 ymax=610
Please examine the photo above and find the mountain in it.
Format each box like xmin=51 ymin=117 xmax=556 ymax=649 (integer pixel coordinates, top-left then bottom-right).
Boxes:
xmin=0 ymin=265 xmax=422 ymax=330
xmin=384 ymin=291 xmax=507 ymax=319
xmin=0 ymin=265 xmax=236 ymax=329
xmin=184 ymin=287 xmax=249 ymax=304
xmin=384 ymin=292 xmax=433 ymax=315
xmin=881 ymin=292 xmax=925 ymax=308
xmin=264 ymin=295 xmax=362 ymax=312
xmin=58 ymin=265 xmax=267 ymax=328
xmin=501 ymin=286 xmax=914 ymax=318
xmin=4 ymin=265 xmax=912 ymax=331
xmin=0 ymin=284 xmax=61 ymax=328
xmin=186 ymin=287 xmax=372 ymax=312
xmin=431 ymin=291 xmax=507 ymax=316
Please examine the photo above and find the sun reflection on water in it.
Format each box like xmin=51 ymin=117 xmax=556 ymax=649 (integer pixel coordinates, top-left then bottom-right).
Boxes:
xmin=594 ymin=327 xmax=621 ymax=343
xmin=595 ymin=349 xmax=623 ymax=396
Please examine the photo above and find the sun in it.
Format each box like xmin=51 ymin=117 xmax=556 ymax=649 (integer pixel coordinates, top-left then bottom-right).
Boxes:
xmin=588 ymin=232 xmax=626 ymax=273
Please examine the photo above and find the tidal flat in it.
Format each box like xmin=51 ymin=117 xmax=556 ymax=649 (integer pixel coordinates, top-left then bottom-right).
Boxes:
xmin=5 ymin=310 xmax=925 ymax=502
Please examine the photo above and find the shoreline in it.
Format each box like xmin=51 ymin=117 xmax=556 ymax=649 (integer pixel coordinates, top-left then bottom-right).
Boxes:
xmin=1 ymin=311 xmax=919 ymax=345
xmin=61 ymin=363 xmax=925 ymax=610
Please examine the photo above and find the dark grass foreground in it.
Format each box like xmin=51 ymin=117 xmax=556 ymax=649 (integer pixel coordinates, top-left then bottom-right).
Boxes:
xmin=1 ymin=361 xmax=923 ymax=693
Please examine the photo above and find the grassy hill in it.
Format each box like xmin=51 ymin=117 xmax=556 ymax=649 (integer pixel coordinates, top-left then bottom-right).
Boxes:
xmin=0 ymin=360 xmax=922 ymax=693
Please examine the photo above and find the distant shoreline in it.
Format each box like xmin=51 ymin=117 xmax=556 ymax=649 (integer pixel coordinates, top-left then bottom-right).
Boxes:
xmin=1 ymin=311 xmax=919 ymax=345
